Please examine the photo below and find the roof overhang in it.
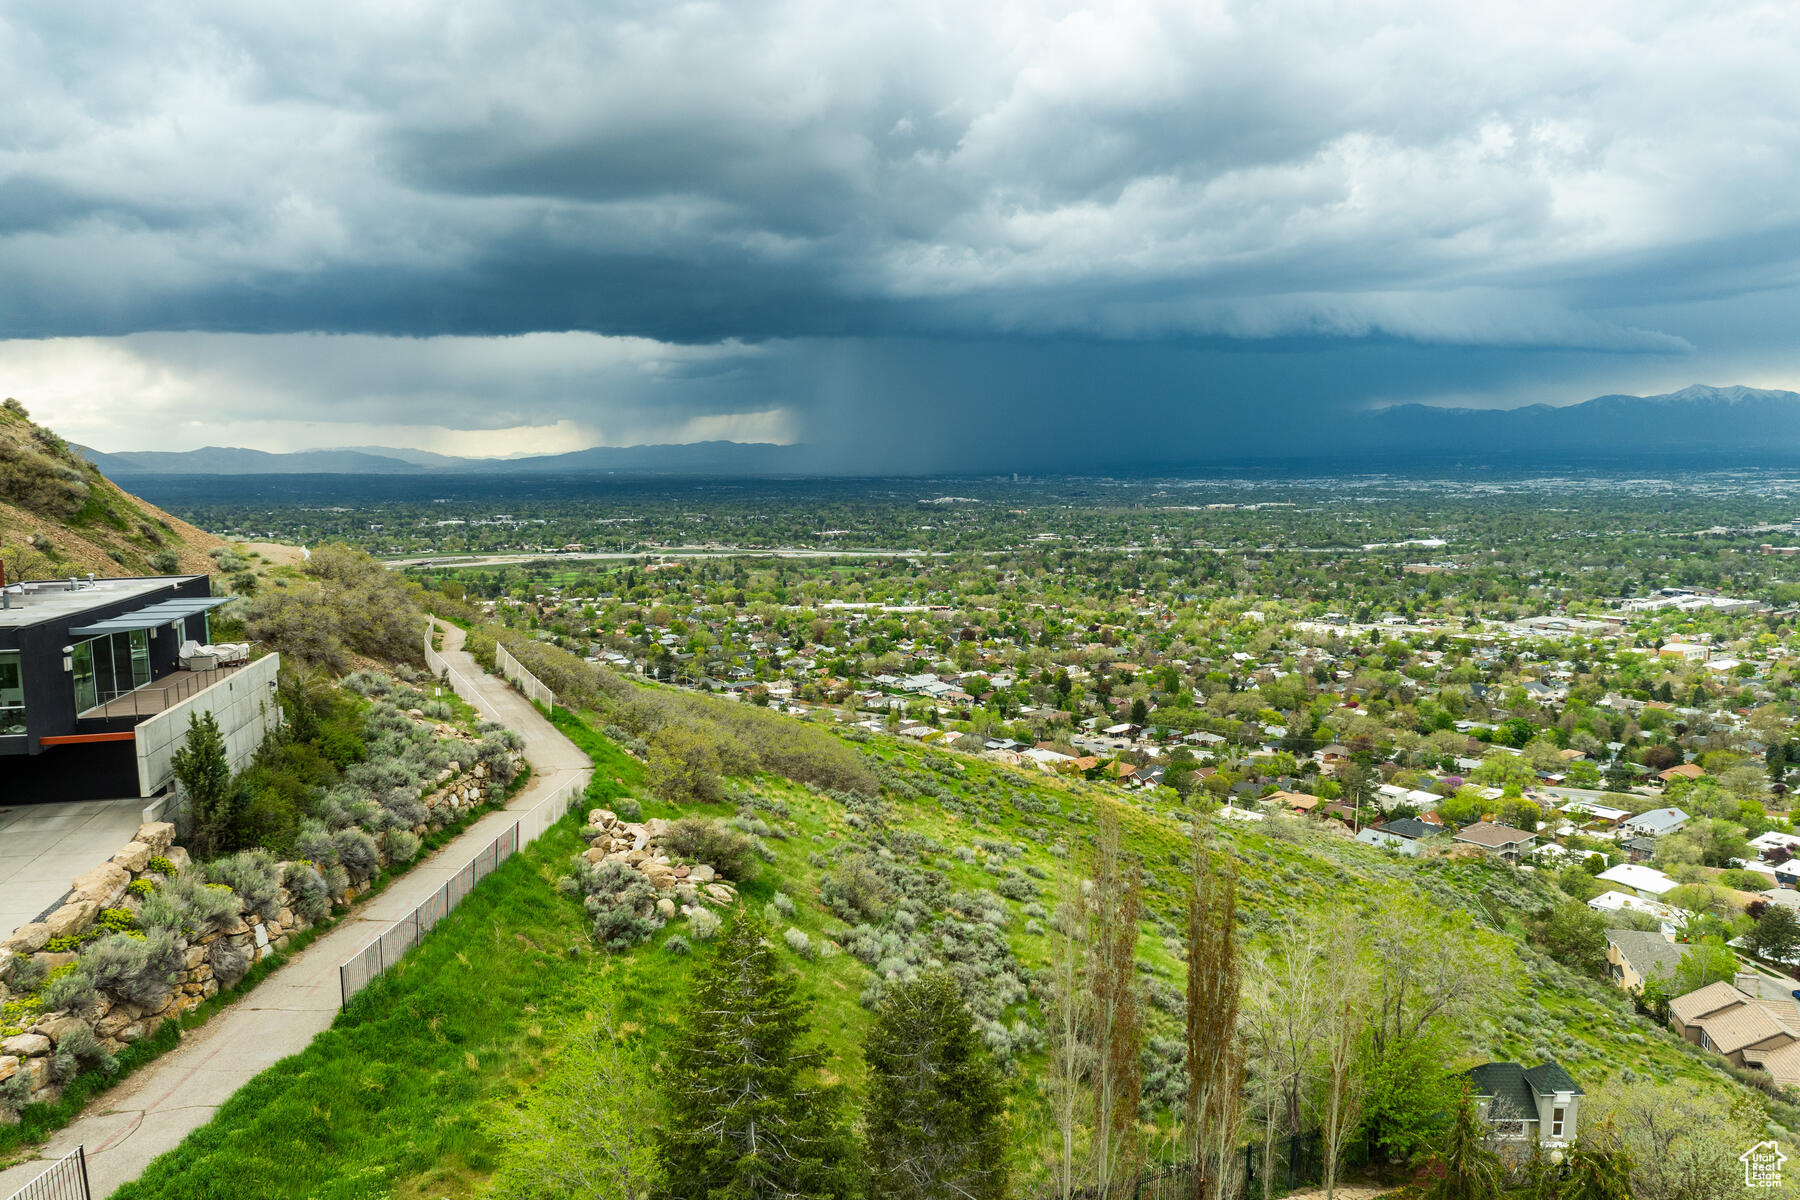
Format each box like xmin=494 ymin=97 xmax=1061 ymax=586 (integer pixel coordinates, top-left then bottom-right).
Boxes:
xmin=68 ymin=595 xmax=230 ymax=637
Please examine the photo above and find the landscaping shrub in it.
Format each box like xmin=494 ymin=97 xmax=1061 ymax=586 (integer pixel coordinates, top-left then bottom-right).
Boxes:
xmin=688 ymin=908 xmax=722 ymax=941
xmin=284 ymin=862 xmax=331 ymax=922
xmin=662 ymin=818 xmax=758 ymax=881
xmin=81 ymin=931 xmax=184 ymax=1009
xmin=386 ymin=829 xmax=422 ymax=864
xmin=207 ymin=850 xmax=283 ymax=921
xmin=571 ymin=860 xmax=664 ymax=951
xmin=50 ymin=1023 xmax=117 ymax=1084
xmin=784 ymin=927 xmax=814 ymax=958
xmin=209 ymin=937 xmax=253 ymax=989
xmin=40 ymin=966 xmax=98 ymax=1014
xmin=332 ymin=827 xmax=380 ymax=884
xmin=142 ymin=875 xmax=242 ymax=938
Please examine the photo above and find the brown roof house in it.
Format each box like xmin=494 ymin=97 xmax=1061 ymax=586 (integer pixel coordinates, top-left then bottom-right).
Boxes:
xmin=1453 ymin=820 xmax=1537 ymax=863
xmin=1668 ymin=979 xmax=1800 ymax=1087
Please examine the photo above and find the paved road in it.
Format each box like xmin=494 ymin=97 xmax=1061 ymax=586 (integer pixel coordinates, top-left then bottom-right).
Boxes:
xmin=0 ymin=625 xmax=591 ymax=1198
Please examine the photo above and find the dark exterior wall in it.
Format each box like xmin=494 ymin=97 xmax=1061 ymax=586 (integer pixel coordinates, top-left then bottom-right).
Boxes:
xmin=1 ymin=737 xmax=140 ymax=801
xmin=0 ymin=576 xmax=213 ymax=757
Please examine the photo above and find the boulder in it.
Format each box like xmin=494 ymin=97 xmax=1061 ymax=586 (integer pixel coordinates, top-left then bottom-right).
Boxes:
xmin=1 ymin=1033 xmax=50 ymax=1058
xmin=0 ymin=1055 xmax=17 ymax=1083
xmin=688 ymin=864 xmax=717 ymax=884
xmin=30 ymin=952 xmax=77 ymax=974
xmin=69 ymin=862 xmax=129 ymax=908
xmin=111 ymin=841 xmax=153 ymax=874
xmin=36 ymin=1015 xmax=91 ymax=1046
xmin=0 ymin=948 xmax=18 ymax=987
xmin=583 ymin=846 xmax=608 ymax=864
xmin=3 ymin=923 xmax=51 ymax=954
xmin=704 ymin=884 xmax=736 ymax=905
xmin=165 ymin=846 xmax=192 ymax=874
xmin=134 ymin=821 xmax=177 ymax=854
xmin=45 ymin=899 xmax=100 ymax=940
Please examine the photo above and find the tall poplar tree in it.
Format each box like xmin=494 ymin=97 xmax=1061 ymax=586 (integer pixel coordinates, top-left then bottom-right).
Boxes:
xmin=656 ymin=908 xmax=851 ymax=1199
xmin=1090 ymin=805 xmax=1144 ymax=1196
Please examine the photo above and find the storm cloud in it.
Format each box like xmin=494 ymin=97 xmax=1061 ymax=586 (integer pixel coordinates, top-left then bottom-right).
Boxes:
xmin=4 ymin=0 xmax=1800 ymax=463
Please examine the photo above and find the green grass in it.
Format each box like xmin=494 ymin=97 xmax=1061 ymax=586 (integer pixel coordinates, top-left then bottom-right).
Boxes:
xmin=100 ymin=708 xmax=1800 ymax=1198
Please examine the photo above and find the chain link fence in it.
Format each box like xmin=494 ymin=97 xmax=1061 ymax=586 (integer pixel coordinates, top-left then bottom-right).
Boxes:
xmin=494 ymin=641 xmax=556 ymax=708
xmin=4 ymin=1148 xmax=90 ymax=1200
xmin=337 ymin=771 xmax=588 ymax=1008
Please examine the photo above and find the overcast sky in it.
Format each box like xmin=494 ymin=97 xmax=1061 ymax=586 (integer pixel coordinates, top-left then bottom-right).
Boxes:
xmin=5 ymin=1 xmax=1800 ymax=468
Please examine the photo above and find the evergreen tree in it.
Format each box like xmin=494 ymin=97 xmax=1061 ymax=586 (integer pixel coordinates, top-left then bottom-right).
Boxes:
xmin=862 ymin=971 xmax=1008 ymax=1200
xmin=171 ymin=709 xmax=235 ymax=856
xmin=1425 ymin=1090 xmax=1502 ymax=1200
xmin=656 ymin=907 xmax=851 ymax=1199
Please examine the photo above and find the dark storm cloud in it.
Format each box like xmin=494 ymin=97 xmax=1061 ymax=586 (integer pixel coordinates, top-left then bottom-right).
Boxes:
xmin=5 ymin=1 xmax=1800 ymax=463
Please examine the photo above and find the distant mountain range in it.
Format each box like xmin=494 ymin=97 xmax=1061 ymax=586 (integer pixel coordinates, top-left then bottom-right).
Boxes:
xmin=1352 ymin=384 xmax=1800 ymax=457
xmin=78 ymin=440 xmax=809 ymax=476
xmin=75 ymin=385 xmax=1800 ymax=475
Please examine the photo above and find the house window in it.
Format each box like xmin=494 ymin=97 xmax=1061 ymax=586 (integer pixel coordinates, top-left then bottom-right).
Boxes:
xmin=1551 ymin=1107 xmax=1565 ymax=1138
xmin=71 ymin=639 xmax=97 ymax=712
xmin=0 ymin=651 xmax=23 ymax=735
xmin=1494 ymin=1120 xmax=1526 ymax=1137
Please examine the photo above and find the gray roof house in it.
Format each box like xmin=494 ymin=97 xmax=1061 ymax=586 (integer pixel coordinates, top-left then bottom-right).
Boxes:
xmin=1622 ymin=807 xmax=1690 ymax=838
xmin=1466 ymin=1061 xmax=1583 ymax=1146
xmin=1355 ymin=827 xmax=1420 ymax=855
xmin=1604 ymin=928 xmax=1684 ymax=995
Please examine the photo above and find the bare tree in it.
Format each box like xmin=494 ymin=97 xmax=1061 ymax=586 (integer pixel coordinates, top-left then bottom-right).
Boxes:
xmin=1366 ymin=904 xmax=1514 ymax=1058
xmin=1184 ymin=828 xmax=1245 ymax=1198
xmin=1047 ymin=846 xmax=1093 ymax=1199
xmin=1317 ymin=918 xmax=1370 ymax=1200
xmin=1242 ymin=920 xmax=1327 ymax=1199
xmin=1091 ymin=804 xmax=1145 ymax=1196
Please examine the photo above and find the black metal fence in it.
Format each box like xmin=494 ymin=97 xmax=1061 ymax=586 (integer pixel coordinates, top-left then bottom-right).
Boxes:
xmin=1035 ymin=1131 xmax=1323 ymax=1200
xmin=4 ymin=1148 xmax=90 ymax=1200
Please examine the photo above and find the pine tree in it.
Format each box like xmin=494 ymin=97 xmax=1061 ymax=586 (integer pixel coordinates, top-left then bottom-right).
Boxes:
xmin=656 ymin=907 xmax=851 ymax=1200
xmin=1425 ymin=1090 xmax=1502 ymax=1200
xmin=171 ymin=709 xmax=234 ymax=856
xmin=862 ymin=971 xmax=1008 ymax=1200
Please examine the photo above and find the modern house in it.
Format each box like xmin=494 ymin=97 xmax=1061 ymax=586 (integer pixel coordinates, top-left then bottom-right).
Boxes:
xmin=1452 ymin=820 xmax=1537 ymax=862
xmin=0 ymin=573 xmax=277 ymax=802
xmin=1465 ymin=1061 xmax=1582 ymax=1146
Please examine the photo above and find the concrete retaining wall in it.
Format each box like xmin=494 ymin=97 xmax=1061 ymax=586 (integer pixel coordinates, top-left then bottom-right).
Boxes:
xmin=134 ymin=653 xmax=281 ymax=797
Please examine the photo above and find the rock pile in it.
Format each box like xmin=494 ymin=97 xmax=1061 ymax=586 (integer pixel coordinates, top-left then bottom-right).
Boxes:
xmin=580 ymin=809 xmax=740 ymax=913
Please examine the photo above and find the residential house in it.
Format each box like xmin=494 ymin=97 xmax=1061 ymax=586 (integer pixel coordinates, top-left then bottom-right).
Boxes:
xmin=1376 ymin=816 xmax=1433 ymax=841
xmin=1452 ymin=821 xmax=1537 ymax=862
xmin=1588 ymin=890 xmax=1685 ymax=936
xmin=1559 ymin=800 xmax=1628 ymax=829
xmin=1657 ymin=764 xmax=1705 ymax=786
xmin=1355 ymin=827 xmax=1420 ymax=855
xmin=1596 ymin=863 xmax=1678 ymax=899
xmin=1604 ymin=929 xmax=1684 ymax=995
xmin=1668 ymin=979 xmax=1800 ymax=1087
xmin=0 ymin=573 xmax=267 ymax=801
xmin=1623 ymin=807 xmax=1690 ymax=837
xmin=1465 ymin=1062 xmax=1583 ymax=1146
xmin=1620 ymin=836 xmax=1661 ymax=864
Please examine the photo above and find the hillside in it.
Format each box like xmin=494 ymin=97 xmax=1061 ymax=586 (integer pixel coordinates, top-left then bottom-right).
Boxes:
xmin=104 ymin=651 xmax=1800 ymax=1199
xmin=0 ymin=398 xmax=225 ymax=580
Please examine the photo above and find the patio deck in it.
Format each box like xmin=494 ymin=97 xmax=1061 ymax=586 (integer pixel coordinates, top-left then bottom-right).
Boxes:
xmin=79 ymin=663 xmax=246 ymax=721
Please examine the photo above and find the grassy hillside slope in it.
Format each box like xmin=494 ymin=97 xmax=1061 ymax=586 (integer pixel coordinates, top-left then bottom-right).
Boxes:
xmin=109 ymin=692 xmax=1795 ymax=1200
xmin=0 ymin=398 xmax=223 ymax=580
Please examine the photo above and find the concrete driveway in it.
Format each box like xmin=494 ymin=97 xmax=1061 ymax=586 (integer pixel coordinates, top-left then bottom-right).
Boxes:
xmin=0 ymin=798 xmax=156 ymax=940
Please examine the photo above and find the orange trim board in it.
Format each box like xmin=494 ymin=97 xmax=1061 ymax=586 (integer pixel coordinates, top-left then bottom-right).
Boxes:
xmin=38 ymin=732 xmax=137 ymax=745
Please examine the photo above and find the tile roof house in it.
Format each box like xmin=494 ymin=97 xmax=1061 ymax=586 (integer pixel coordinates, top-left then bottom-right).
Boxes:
xmin=1452 ymin=821 xmax=1537 ymax=862
xmin=1668 ymin=980 xmax=1800 ymax=1087
xmin=1465 ymin=1061 xmax=1583 ymax=1145
xmin=1604 ymin=929 xmax=1684 ymax=995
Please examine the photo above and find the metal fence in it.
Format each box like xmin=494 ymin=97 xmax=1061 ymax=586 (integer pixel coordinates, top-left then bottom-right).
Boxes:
xmin=423 ymin=620 xmax=505 ymax=724
xmin=494 ymin=641 xmax=556 ymax=708
xmin=3 ymin=1148 xmax=90 ymax=1200
xmin=337 ymin=771 xmax=588 ymax=1008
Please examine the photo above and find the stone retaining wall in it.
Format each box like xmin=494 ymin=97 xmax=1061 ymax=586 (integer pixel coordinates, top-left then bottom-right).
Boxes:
xmin=0 ymin=731 xmax=525 ymax=1116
